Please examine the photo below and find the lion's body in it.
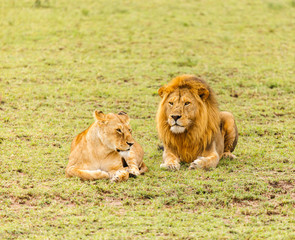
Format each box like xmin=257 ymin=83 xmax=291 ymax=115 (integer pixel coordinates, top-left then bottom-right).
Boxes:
xmin=66 ymin=111 xmax=147 ymax=182
xmin=156 ymin=75 xmax=238 ymax=170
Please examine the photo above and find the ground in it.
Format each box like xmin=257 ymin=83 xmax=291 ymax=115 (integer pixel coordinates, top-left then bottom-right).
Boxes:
xmin=0 ymin=0 xmax=294 ymax=239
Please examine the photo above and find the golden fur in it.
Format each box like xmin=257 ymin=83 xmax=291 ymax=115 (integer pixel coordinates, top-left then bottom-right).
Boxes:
xmin=66 ymin=110 xmax=148 ymax=182
xmin=156 ymin=75 xmax=238 ymax=170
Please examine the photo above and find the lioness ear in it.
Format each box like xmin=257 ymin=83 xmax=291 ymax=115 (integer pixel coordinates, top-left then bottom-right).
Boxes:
xmin=118 ymin=111 xmax=130 ymax=123
xmin=198 ymin=87 xmax=209 ymax=101
xmin=158 ymin=86 xmax=166 ymax=98
xmin=94 ymin=110 xmax=105 ymax=121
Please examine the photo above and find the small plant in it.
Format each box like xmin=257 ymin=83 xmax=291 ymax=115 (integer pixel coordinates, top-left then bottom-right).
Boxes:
xmin=34 ymin=0 xmax=50 ymax=8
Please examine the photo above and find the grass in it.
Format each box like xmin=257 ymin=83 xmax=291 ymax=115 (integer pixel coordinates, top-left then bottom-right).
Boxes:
xmin=0 ymin=0 xmax=294 ymax=239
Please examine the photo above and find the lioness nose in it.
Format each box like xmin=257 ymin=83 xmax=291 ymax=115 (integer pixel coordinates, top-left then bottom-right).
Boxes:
xmin=127 ymin=142 xmax=134 ymax=147
xmin=171 ymin=115 xmax=181 ymax=121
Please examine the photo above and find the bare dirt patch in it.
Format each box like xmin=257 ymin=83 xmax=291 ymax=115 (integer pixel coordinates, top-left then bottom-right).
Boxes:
xmin=268 ymin=180 xmax=294 ymax=192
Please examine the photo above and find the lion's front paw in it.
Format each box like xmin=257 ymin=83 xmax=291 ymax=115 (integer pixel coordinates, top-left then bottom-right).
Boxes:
xmin=127 ymin=168 xmax=140 ymax=178
xmin=189 ymin=157 xmax=207 ymax=170
xmin=222 ymin=152 xmax=236 ymax=159
xmin=160 ymin=162 xmax=180 ymax=171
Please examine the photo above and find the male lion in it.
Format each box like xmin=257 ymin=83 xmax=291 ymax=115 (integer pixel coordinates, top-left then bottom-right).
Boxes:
xmin=156 ymin=75 xmax=238 ymax=170
xmin=66 ymin=110 xmax=148 ymax=182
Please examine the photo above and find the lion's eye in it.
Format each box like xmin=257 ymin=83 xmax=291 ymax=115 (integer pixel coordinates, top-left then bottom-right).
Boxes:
xmin=169 ymin=102 xmax=173 ymax=106
xmin=116 ymin=129 xmax=122 ymax=134
xmin=129 ymin=129 xmax=132 ymax=133
xmin=184 ymin=102 xmax=190 ymax=106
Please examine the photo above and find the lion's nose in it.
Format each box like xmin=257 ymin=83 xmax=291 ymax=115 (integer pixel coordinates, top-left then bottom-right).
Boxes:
xmin=171 ymin=115 xmax=181 ymax=121
xmin=127 ymin=142 xmax=134 ymax=147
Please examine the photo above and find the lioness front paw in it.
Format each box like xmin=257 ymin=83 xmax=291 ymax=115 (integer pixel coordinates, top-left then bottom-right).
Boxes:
xmin=127 ymin=168 xmax=140 ymax=178
xmin=110 ymin=175 xmax=120 ymax=183
xmin=160 ymin=162 xmax=180 ymax=171
xmin=110 ymin=170 xmax=129 ymax=183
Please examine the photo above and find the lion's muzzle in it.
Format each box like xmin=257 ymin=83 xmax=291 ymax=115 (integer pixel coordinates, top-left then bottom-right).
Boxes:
xmin=169 ymin=115 xmax=186 ymax=134
xmin=169 ymin=114 xmax=182 ymax=126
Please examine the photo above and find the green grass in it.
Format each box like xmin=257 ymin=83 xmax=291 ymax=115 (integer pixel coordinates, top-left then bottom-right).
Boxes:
xmin=0 ymin=0 xmax=295 ymax=239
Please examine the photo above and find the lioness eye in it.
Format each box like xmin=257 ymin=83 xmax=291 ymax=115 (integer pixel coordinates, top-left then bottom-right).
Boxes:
xmin=185 ymin=102 xmax=190 ymax=106
xmin=169 ymin=102 xmax=173 ymax=106
xmin=116 ymin=129 xmax=122 ymax=133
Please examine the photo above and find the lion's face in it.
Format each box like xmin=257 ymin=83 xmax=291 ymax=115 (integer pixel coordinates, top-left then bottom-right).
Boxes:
xmin=94 ymin=111 xmax=135 ymax=155
xmin=164 ymin=88 xmax=199 ymax=134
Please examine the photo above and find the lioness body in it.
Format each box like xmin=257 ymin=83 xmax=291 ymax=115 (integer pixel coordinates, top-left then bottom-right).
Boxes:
xmin=156 ymin=75 xmax=238 ymax=170
xmin=66 ymin=111 xmax=147 ymax=182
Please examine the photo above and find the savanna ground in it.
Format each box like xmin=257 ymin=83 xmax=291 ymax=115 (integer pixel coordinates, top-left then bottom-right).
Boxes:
xmin=0 ymin=0 xmax=295 ymax=239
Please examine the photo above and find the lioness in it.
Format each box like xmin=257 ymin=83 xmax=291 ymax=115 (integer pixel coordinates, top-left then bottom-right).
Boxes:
xmin=66 ymin=110 xmax=148 ymax=182
xmin=156 ymin=75 xmax=238 ymax=170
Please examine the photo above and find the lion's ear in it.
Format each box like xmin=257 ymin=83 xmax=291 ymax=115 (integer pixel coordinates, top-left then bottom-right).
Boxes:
xmin=198 ymin=87 xmax=209 ymax=101
xmin=158 ymin=86 xmax=166 ymax=98
xmin=94 ymin=110 xmax=106 ymax=122
xmin=118 ymin=111 xmax=130 ymax=123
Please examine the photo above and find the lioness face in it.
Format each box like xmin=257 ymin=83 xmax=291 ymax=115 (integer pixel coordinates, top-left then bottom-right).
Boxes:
xmin=95 ymin=112 xmax=135 ymax=155
xmin=165 ymin=88 xmax=198 ymax=134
